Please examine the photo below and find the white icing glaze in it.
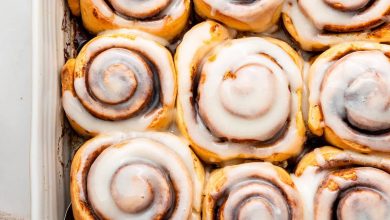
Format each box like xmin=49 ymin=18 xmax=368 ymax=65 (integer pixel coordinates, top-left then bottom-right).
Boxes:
xmin=77 ymin=47 xmax=153 ymax=120
xmin=299 ymin=0 xmax=390 ymax=31
xmin=293 ymin=148 xmax=390 ymax=220
xmin=292 ymin=166 xmax=327 ymax=220
xmin=282 ymin=0 xmax=390 ymax=50
xmin=315 ymin=167 xmax=390 ymax=220
xmin=87 ymin=138 xmax=191 ymax=219
xmin=74 ymin=132 xmax=204 ymax=219
xmin=176 ymin=21 xmax=305 ymax=161
xmin=334 ymin=150 xmax=390 ymax=169
xmin=325 ymin=0 xmax=370 ymax=11
xmin=108 ymin=0 xmax=170 ymax=19
xmin=314 ymin=148 xmax=326 ymax=166
xmin=64 ymin=91 xmax=153 ymax=133
xmin=301 ymin=61 xmax=310 ymax=123
xmin=99 ymin=29 xmax=169 ymax=46
xmin=198 ymin=51 xmax=291 ymax=141
xmin=309 ymin=47 xmax=390 ymax=151
xmin=206 ymin=162 xmax=303 ymax=220
xmin=199 ymin=0 xmax=284 ymax=23
xmin=89 ymin=0 xmax=187 ymax=30
xmin=63 ymin=33 xmax=176 ymax=134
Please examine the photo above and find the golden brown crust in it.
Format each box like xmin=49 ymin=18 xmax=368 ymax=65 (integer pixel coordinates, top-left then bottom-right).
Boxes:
xmin=67 ymin=0 xmax=81 ymax=16
xmin=295 ymin=146 xmax=343 ymax=176
xmin=70 ymin=136 xmax=102 ymax=220
xmin=61 ymin=59 xmax=75 ymax=95
xmin=62 ymin=59 xmax=96 ymax=136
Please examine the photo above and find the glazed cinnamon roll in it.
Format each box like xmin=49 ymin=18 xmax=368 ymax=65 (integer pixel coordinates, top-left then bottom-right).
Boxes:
xmin=175 ymin=20 xmax=306 ymax=163
xmin=194 ymin=0 xmax=284 ymax=33
xmin=61 ymin=30 xmax=176 ymax=136
xmin=283 ymin=0 xmax=390 ymax=51
xmin=67 ymin=0 xmax=190 ymax=40
xmin=294 ymin=146 xmax=390 ymax=220
xmin=308 ymin=42 xmax=390 ymax=153
xmin=203 ymin=162 xmax=303 ymax=219
xmin=70 ymin=132 xmax=204 ymax=220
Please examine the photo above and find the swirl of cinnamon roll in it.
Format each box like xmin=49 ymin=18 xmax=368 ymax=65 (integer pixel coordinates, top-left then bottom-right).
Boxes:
xmin=203 ymin=162 xmax=303 ymax=220
xmin=70 ymin=132 xmax=204 ymax=220
xmin=67 ymin=0 xmax=190 ymax=40
xmin=61 ymin=30 xmax=176 ymax=136
xmin=293 ymin=146 xmax=390 ymax=220
xmin=175 ymin=20 xmax=306 ymax=163
xmin=308 ymin=42 xmax=390 ymax=153
xmin=282 ymin=0 xmax=390 ymax=51
xmin=194 ymin=0 xmax=284 ymax=32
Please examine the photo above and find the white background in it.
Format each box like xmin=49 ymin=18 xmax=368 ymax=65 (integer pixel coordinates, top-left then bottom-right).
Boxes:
xmin=0 ymin=0 xmax=31 ymax=219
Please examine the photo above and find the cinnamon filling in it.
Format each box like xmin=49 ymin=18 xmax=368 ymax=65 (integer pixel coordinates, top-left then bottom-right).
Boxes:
xmin=212 ymin=178 xmax=294 ymax=220
xmin=77 ymin=47 xmax=163 ymax=121
xmin=229 ymin=0 xmax=258 ymax=5
xmin=314 ymin=167 xmax=390 ymax=220
xmin=298 ymin=0 xmax=389 ymax=33
xmin=336 ymin=187 xmax=388 ymax=220
xmin=103 ymin=0 xmax=171 ymax=21
xmin=319 ymin=50 xmax=390 ymax=145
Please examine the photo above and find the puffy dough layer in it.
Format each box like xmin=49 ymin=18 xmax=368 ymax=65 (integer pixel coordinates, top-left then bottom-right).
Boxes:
xmin=67 ymin=0 xmax=190 ymax=40
xmin=308 ymin=41 xmax=390 ymax=153
xmin=203 ymin=162 xmax=303 ymax=220
xmin=61 ymin=30 xmax=176 ymax=136
xmin=283 ymin=0 xmax=390 ymax=51
xmin=293 ymin=146 xmax=390 ymax=220
xmin=175 ymin=20 xmax=306 ymax=163
xmin=70 ymin=131 xmax=205 ymax=220
xmin=194 ymin=0 xmax=284 ymax=32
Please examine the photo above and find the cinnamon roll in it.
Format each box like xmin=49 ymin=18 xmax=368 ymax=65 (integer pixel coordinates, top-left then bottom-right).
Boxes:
xmin=70 ymin=132 xmax=204 ymax=220
xmin=308 ymin=41 xmax=390 ymax=153
xmin=61 ymin=30 xmax=176 ymax=136
xmin=203 ymin=162 xmax=303 ymax=220
xmin=293 ymin=146 xmax=390 ymax=220
xmin=175 ymin=20 xmax=306 ymax=163
xmin=283 ymin=0 xmax=390 ymax=51
xmin=67 ymin=0 xmax=190 ymax=40
xmin=194 ymin=0 xmax=284 ymax=33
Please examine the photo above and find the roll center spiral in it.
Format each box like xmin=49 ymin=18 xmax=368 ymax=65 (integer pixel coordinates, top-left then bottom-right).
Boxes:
xmin=219 ymin=64 xmax=275 ymax=118
xmin=110 ymin=164 xmax=154 ymax=213
xmin=238 ymin=198 xmax=275 ymax=220
xmin=324 ymin=0 xmax=370 ymax=11
xmin=82 ymin=47 xmax=154 ymax=121
xmin=337 ymin=188 xmax=389 ymax=220
xmin=91 ymin=63 xmax=137 ymax=105
xmin=344 ymin=71 xmax=390 ymax=132
xmin=108 ymin=0 xmax=171 ymax=19
xmin=220 ymin=181 xmax=290 ymax=220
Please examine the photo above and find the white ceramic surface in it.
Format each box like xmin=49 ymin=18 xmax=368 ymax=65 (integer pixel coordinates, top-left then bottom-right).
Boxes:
xmin=0 ymin=0 xmax=32 ymax=219
xmin=31 ymin=0 xmax=67 ymax=219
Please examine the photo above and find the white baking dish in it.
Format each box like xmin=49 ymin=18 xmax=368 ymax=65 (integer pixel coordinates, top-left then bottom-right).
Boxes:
xmin=31 ymin=0 xmax=71 ymax=219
